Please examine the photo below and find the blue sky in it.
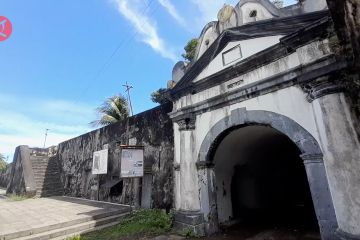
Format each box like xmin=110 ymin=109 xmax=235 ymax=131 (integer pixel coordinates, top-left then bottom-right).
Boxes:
xmin=0 ymin=0 xmax=296 ymax=162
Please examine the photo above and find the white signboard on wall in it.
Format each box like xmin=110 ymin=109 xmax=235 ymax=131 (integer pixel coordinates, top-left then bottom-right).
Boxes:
xmin=92 ymin=149 xmax=108 ymax=175
xmin=120 ymin=146 xmax=144 ymax=178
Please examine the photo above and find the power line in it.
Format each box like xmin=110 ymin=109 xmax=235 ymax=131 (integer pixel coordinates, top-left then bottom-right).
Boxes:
xmin=74 ymin=0 xmax=157 ymax=104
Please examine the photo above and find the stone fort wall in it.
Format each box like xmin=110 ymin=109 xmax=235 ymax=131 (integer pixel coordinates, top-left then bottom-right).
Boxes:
xmin=56 ymin=103 xmax=174 ymax=209
xmin=0 ymin=104 xmax=174 ymax=210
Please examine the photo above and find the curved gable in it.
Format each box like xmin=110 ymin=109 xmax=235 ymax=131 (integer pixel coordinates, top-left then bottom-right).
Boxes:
xmin=195 ymin=22 xmax=219 ymax=62
xmin=241 ymin=2 xmax=274 ymax=24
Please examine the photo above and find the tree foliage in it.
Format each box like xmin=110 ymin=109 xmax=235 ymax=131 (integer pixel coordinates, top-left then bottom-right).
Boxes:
xmin=91 ymin=94 xmax=129 ymax=127
xmin=181 ymin=38 xmax=199 ymax=62
xmin=0 ymin=153 xmax=7 ymax=171
xmin=151 ymin=88 xmax=170 ymax=105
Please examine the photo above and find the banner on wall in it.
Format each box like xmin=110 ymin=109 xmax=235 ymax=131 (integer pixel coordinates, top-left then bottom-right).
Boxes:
xmin=92 ymin=149 xmax=108 ymax=175
xmin=120 ymin=146 xmax=144 ymax=178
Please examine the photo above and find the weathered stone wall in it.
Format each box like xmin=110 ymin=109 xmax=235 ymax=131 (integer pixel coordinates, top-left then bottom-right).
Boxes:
xmin=327 ymin=0 xmax=360 ymax=136
xmin=6 ymin=146 xmax=37 ymax=196
xmin=327 ymin=0 xmax=360 ymax=69
xmin=56 ymin=104 xmax=174 ymax=210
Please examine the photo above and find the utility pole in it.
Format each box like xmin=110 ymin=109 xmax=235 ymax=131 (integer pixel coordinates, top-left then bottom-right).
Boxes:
xmin=122 ymin=81 xmax=134 ymax=116
xmin=122 ymin=81 xmax=140 ymax=208
xmin=43 ymin=129 xmax=50 ymax=148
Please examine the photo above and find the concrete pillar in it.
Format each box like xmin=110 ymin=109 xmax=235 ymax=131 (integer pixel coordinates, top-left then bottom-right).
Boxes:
xmin=173 ymin=116 xmax=205 ymax=236
xmin=301 ymin=154 xmax=339 ymax=240
xmin=197 ymin=162 xmax=218 ymax=235
xmin=179 ymin=130 xmax=200 ymax=210
xmin=311 ymin=92 xmax=360 ymax=238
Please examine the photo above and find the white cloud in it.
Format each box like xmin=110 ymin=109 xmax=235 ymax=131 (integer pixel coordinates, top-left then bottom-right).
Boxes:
xmin=158 ymin=0 xmax=186 ymax=27
xmin=0 ymin=94 xmax=95 ymax=163
xmin=114 ymin=0 xmax=178 ymax=62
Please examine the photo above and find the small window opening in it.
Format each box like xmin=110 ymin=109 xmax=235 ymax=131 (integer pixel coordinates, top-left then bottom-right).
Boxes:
xmin=249 ymin=10 xmax=257 ymax=18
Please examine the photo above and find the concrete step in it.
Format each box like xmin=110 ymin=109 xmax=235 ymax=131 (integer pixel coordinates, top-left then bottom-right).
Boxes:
xmin=36 ymin=187 xmax=63 ymax=192
xmin=31 ymin=159 xmax=49 ymax=162
xmin=34 ymin=175 xmax=60 ymax=179
xmin=33 ymin=173 xmax=60 ymax=176
xmin=36 ymin=192 xmax=63 ymax=198
xmin=35 ymin=184 xmax=61 ymax=189
xmin=32 ymin=168 xmax=60 ymax=172
xmin=32 ymin=164 xmax=58 ymax=167
xmin=31 ymin=161 xmax=57 ymax=164
xmin=35 ymin=180 xmax=60 ymax=185
xmin=31 ymin=161 xmax=49 ymax=164
xmin=36 ymin=186 xmax=63 ymax=192
xmin=51 ymin=220 xmax=121 ymax=240
xmin=35 ymin=191 xmax=59 ymax=196
xmin=37 ymin=189 xmax=63 ymax=193
xmin=32 ymin=161 xmax=57 ymax=164
xmin=32 ymin=167 xmax=59 ymax=170
xmin=34 ymin=176 xmax=61 ymax=181
xmin=33 ymin=173 xmax=60 ymax=177
xmin=33 ymin=171 xmax=60 ymax=175
xmin=35 ymin=177 xmax=60 ymax=184
xmin=35 ymin=194 xmax=63 ymax=198
xmin=36 ymin=188 xmax=63 ymax=192
xmin=36 ymin=189 xmax=63 ymax=194
xmin=1 ymin=209 xmax=129 ymax=240
xmin=32 ymin=166 xmax=59 ymax=170
xmin=14 ymin=212 xmax=129 ymax=240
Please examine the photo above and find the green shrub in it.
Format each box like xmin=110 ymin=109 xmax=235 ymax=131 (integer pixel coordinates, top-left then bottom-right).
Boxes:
xmin=179 ymin=227 xmax=195 ymax=238
xmin=7 ymin=194 xmax=31 ymax=201
xmin=80 ymin=209 xmax=173 ymax=240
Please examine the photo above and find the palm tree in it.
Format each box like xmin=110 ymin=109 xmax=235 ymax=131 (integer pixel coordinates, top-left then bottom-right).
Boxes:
xmin=91 ymin=94 xmax=129 ymax=127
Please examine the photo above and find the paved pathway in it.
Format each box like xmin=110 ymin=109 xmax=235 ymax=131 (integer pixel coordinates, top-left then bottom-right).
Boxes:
xmin=0 ymin=196 xmax=130 ymax=238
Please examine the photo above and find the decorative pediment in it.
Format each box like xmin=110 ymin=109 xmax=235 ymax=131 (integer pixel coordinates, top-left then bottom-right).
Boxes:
xmin=170 ymin=10 xmax=330 ymax=99
xmin=193 ymin=36 xmax=283 ymax=82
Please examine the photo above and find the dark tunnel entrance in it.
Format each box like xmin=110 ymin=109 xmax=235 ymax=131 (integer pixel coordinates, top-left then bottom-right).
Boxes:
xmin=212 ymin=125 xmax=319 ymax=237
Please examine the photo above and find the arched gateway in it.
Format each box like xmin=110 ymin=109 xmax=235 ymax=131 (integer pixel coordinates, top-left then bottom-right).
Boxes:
xmin=196 ymin=109 xmax=337 ymax=239
xmin=169 ymin=0 xmax=360 ymax=239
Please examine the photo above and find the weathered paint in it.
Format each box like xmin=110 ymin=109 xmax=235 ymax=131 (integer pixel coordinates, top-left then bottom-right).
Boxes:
xmin=312 ymin=93 xmax=360 ymax=236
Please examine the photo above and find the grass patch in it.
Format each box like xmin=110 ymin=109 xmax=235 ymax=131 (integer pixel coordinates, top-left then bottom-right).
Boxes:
xmin=7 ymin=194 xmax=31 ymax=201
xmin=65 ymin=236 xmax=81 ymax=240
xmin=79 ymin=209 xmax=173 ymax=240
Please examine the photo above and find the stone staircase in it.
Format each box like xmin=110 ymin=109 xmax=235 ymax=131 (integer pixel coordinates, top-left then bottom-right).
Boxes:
xmin=31 ymin=156 xmax=63 ymax=197
xmin=0 ymin=196 xmax=131 ymax=240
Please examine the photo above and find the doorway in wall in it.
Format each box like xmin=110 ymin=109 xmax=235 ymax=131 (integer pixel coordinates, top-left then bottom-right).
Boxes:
xmin=212 ymin=125 xmax=319 ymax=239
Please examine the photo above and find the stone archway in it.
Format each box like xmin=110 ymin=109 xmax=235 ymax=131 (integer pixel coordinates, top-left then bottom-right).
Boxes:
xmin=197 ymin=108 xmax=339 ymax=239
